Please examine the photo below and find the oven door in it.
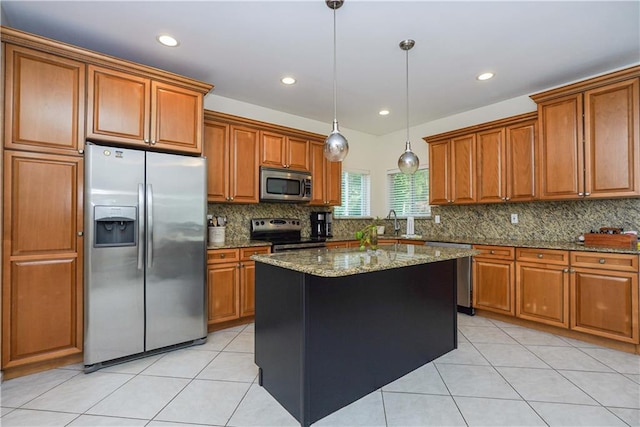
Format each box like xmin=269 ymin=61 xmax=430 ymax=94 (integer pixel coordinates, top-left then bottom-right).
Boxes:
xmin=260 ymin=167 xmax=311 ymax=202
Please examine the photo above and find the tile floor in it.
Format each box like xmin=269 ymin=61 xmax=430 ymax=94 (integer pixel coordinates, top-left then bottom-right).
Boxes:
xmin=1 ymin=314 xmax=639 ymax=426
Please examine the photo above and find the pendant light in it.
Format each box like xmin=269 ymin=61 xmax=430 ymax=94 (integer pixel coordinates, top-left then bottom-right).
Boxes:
xmin=324 ymin=0 xmax=349 ymax=162
xmin=397 ymin=39 xmax=419 ymax=174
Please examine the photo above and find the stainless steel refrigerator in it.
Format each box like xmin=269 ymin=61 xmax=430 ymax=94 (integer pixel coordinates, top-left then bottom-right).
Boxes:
xmin=84 ymin=143 xmax=207 ymax=371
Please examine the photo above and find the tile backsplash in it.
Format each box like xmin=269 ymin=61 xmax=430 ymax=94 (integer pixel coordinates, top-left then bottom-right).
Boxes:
xmin=210 ymin=198 xmax=640 ymax=243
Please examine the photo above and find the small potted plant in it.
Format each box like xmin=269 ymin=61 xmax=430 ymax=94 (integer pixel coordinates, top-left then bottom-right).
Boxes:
xmin=354 ymin=224 xmax=378 ymax=250
xmin=373 ymin=217 xmax=385 ymax=235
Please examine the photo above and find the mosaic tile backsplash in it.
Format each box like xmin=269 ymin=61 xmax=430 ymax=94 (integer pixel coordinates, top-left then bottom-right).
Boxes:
xmin=209 ymin=198 xmax=640 ymax=243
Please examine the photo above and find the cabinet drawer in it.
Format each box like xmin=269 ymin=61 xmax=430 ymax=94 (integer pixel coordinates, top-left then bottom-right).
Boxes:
xmin=207 ymin=249 xmax=240 ymax=264
xmin=570 ymin=252 xmax=639 ymax=272
xmin=240 ymin=246 xmax=271 ymax=261
xmin=516 ymin=248 xmax=569 ymax=265
xmin=473 ymin=245 xmax=514 ymax=260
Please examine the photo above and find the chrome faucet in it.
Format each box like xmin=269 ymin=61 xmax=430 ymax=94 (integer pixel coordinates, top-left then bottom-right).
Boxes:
xmin=387 ymin=209 xmax=400 ymax=236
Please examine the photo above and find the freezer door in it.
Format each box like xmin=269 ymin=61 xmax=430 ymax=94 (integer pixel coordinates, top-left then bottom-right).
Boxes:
xmin=84 ymin=144 xmax=145 ymax=365
xmin=145 ymin=151 xmax=207 ymax=351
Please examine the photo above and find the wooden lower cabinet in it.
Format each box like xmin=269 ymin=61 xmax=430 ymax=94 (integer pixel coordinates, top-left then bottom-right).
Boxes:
xmin=207 ymin=246 xmax=269 ymax=328
xmin=326 ymin=241 xmax=350 ymax=249
xmin=570 ymin=252 xmax=639 ymax=343
xmin=515 ymin=250 xmax=570 ymax=328
xmin=472 ymin=245 xmax=515 ymax=315
xmin=2 ymin=151 xmax=84 ymax=374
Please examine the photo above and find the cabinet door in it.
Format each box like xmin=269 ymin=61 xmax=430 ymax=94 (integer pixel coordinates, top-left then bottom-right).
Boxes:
xmin=473 ymin=258 xmax=514 ymax=315
xmin=4 ymin=45 xmax=85 ymax=155
xmin=584 ymin=79 xmax=640 ymax=198
xmin=516 ymin=262 xmax=569 ymax=328
xmin=451 ymin=134 xmax=476 ymax=204
xmin=240 ymin=261 xmax=256 ymax=317
xmin=203 ymin=120 xmax=230 ymax=202
xmin=229 ymin=126 xmax=259 ymax=203
xmin=260 ymin=131 xmax=287 ymax=168
xmin=287 ymin=137 xmax=310 ymax=171
xmin=309 ymin=142 xmax=326 ymax=205
xmin=428 ymin=141 xmax=450 ymax=205
xmin=571 ymin=268 xmax=638 ymax=343
xmin=207 ymin=263 xmax=240 ymax=325
xmin=476 ymin=128 xmax=506 ymax=203
xmin=537 ymin=94 xmax=584 ymax=200
xmin=506 ymin=120 xmax=536 ymax=201
xmin=326 ymin=241 xmax=350 ymax=249
xmin=326 ymin=158 xmax=342 ymax=206
xmin=87 ymin=65 xmax=150 ymax=146
xmin=151 ymin=81 xmax=203 ymax=154
xmin=2 ymin=151 xmax=83 ymax=369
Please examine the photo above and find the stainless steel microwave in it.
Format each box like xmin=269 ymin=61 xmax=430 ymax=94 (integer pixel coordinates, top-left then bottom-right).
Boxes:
xmin=260 ymin=167 xmax=312 ymax=203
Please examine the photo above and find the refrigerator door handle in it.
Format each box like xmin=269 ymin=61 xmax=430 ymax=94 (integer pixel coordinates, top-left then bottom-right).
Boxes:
xmin=137 ymin=183 xmax=145 ymax=270
xmin=147 ymin=184 xmax=154 ymax=268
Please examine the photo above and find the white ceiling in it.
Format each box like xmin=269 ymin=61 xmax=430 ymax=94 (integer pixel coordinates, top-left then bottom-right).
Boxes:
xmin=2 ymin=1 xmax=639 ymax=136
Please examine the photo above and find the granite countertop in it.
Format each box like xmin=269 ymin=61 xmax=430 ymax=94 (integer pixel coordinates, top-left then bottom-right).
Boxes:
xmin=327 ymin=235 xmax=640 ymax=255
xmin=207 ymin=239 xmax=271 ymax=250
xmin=251 ymin=244 xmax=480 ymax=278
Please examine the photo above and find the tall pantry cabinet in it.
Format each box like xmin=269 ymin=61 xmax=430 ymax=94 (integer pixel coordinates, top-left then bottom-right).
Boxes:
xmin=1 ymin=27 xmax=212 ymax=379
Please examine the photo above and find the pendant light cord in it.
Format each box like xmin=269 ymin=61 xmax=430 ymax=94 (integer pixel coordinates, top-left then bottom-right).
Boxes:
xmin=333 ymin=6 xmax=338 ymax=123
xmin=405 ymin=45 xmax=410 ymax=146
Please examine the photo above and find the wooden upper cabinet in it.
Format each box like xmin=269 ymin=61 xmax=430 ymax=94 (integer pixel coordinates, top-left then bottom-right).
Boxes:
xmin=451 ymin=134 xmax=476 ymax=204
xmin=506 ymin=120 xmax=536 ymax=202
xmin=537 ymin=94 xmax=584 ymax=200
xmin=428 ymin=140 xmax=450 ymax=205
xmin=3 ymin=45 xmax=85 ymax=155
xmin=309 ymin=141 xmax=341 ymax=206
xmin=584 ymin=78 xmax=640 ymax=198
xmin=151 ymin=81 xmax=203 ymax=154
xmin=87 ymin=65 xmax=203 ymax=154
xmin=260 ymin=132 xmax=310 ymax=171
xmin=532 ymin=67 xmax=640 ymax=200
xmin=203 ymin=119 xmax=259 ymax=203
xmin=476 ymin=128 xmax=506 ymax=203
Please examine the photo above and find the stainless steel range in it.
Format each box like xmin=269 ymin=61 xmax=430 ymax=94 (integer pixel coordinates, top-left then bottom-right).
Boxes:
xmin=250 ymin=218 xmax=327 ymax=252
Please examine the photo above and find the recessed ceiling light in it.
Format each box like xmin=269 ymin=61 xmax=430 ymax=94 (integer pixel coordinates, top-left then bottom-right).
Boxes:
xmin=477 ymin=72 xmax=494 ymax=81
xmin=379 ymin=110 xmax=390 ymax=116
xmin=157 ymin=34 xmax=179 ymax=47
xmin=281 ymin=77 xmax=296 ymax=85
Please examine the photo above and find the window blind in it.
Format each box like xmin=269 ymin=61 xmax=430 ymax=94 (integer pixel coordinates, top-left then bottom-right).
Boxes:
xmin=387 ymin=168 xmax=431 ymax=217
xmin=334 ymin=170 xmax=371 ymax=217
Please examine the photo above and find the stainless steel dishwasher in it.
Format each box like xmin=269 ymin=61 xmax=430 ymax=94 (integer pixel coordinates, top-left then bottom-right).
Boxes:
xmin=424 ymin=241 xmax=474 ymax=315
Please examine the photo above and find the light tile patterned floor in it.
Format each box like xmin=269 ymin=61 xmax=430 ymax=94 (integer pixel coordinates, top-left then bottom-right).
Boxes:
xmin=1 ymin=314 xmax=639 ymax=426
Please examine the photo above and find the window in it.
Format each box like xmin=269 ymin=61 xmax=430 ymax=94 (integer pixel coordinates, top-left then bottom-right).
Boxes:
xmin=387 ymin=168 xmax=430 ymax=217
xmin=334 ymin=170 xmax=370 ymax=217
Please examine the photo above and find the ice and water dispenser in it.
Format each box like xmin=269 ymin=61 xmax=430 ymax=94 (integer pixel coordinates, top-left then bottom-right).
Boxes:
xmin=94 ymin=206 xmax=137 ymax=247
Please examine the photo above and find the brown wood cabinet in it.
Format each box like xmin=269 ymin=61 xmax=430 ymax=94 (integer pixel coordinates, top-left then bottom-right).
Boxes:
xmin=569 ymin=252 xmax=639 ymax=343
xmin=310 ymin=141 xmax=341 ymax=206
xmin=206 ymin=246 xmax=270 ymax=328
xmin=515 ymin=248 xmax=570 ymax=328
xmin=532 ymin=67 xmax=640 ymax=200
xmin=427 ymin=135 xmax=476 ymax=205
xmin=426 ymin=113 xmax=537 ymax=206
xmin=472 ymin=245 xmax=515 ymax=315
xmin=203 ymin=118 xmax=260 ymax=203
xmin=2 ymin=150 xmax=84 ymax=374
xmin=260 ymin=131 xmax=310 ymax=171
xmin=3 ymin=45 xmax=85 ymax=156
xmin=87 ymin=65 xmax=204 ymax=154
xmin=476 ymin=120 xmax=537 ymax=203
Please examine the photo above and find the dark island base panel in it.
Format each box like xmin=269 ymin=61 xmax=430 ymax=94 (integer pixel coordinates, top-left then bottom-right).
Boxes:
xmin=255 ymin=261 xmax=457 ymax=427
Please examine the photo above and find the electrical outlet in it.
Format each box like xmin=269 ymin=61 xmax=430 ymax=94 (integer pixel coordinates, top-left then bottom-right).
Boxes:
xmin=510 ymin=213 xmax=518 ymax=224
xmin=434 ymin=215 xmax=441 ymax=224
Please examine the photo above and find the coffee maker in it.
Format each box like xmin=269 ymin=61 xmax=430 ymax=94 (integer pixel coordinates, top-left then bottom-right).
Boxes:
xmin=310 ymin=211 xmax=333 ymax=238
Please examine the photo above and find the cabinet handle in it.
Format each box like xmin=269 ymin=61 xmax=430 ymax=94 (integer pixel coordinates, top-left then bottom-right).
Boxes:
xmin=220 ymin=253 xmax=225 ymax=258
xmin=578 ymin=192 xmax=584 ymax=196
xmin=537 ymin=253 xmax=543 ymax=259
xmin=563 ymin=268 xmax=569 ymax=273
xmin=150 ymin=140 xmax=156 ymax=145
xmin=144 ymin=139 xmax=150 ymax=143
xmin=599 ymin=258 xmax=606 ymax=264
xmin=570 ymin=268 xmax=576 ymax=273
xmin=77 ymin=231 xmax=84 ymax=236
xmin=78 ymin=149 xmax=84 ymax=154
xmin=230 ymin=197 xmax=234 ymax=201
xmin=584 ymin=192 xmax=591 ymax=196
xmin=505 ymin=197 xmax=510 ymax=201
xmin=490 ymin=250 xmax=495 ymax=254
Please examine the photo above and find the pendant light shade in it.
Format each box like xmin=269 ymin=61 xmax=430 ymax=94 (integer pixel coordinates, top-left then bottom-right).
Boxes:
xmin=324 ymin=0 xmax=349 ymax=162
xmin=397 ymin=39 xmax=419 ymax=175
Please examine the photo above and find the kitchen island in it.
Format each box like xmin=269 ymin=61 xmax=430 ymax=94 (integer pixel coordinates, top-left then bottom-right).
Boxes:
xmin=252 ymin=243 xmax=479 ymax=427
